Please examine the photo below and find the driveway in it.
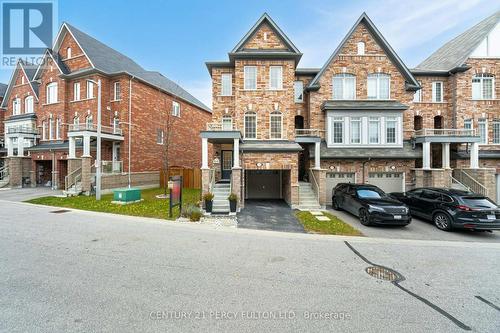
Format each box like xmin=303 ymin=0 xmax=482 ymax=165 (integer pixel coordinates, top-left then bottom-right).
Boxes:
xmin=238 ymin=200 xmax=305 ymax=233
xmin=328 ymin=208 xmax=500 ymax=243
xmin=0 ymin=187 xmax=62 ymax=202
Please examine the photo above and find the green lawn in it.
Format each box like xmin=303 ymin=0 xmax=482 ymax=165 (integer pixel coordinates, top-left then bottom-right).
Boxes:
xmin=26 ymin=188 xmax=201 ymax=220
xmin=295 ymin=211 xmax=363 ymax=236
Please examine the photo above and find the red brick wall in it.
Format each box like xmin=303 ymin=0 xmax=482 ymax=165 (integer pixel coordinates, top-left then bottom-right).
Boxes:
xmin=60 ymin=30 xmax=92 ymax=72
xmin=5 ymin=64 xmax=38 ymax=118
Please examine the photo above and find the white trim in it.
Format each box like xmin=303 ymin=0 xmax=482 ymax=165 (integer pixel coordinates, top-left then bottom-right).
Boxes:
xmin=220 ymin=73 xmax=232 ymax=96
xmin=243 ymin=111 xmax=257 ymax=139
xmin=24 ymin=96 xmax=34 ymax=114
xmin=294 ymin=80 xmax=304 ymax=103
xmin=269 ymin=111 xmax=283 ymax=139
xmin=243 ymin=66 xmax=257 ymax=90
xmin=46 ymin=82 xmax=58 ymax=104
xmin=172 ymin=101 xmax=181 ymax=117
xmin=432 ymin=81 xmax=444 ymax=103
xmin=113 ymin=81 xmax=121 ymax=101
xmin=268 ymin=66 xmax=283 ymax=90
xmin=73 ymin=81 xmax=81 ymax=101
xmin=478 ymin=118 xmax=488 ymax=145
xmin=367 ymin=73 xmax=390 ymax=99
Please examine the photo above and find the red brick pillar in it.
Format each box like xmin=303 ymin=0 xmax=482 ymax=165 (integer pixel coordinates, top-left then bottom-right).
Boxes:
xmin=231 ymin=167 xmax=243 ymax=210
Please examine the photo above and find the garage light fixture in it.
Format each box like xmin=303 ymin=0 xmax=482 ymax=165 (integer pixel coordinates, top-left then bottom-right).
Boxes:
xmin=257 ymin=162 xmax=263 ymax=167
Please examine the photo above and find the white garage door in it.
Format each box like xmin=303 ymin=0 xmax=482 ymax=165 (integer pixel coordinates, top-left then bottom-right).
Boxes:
xmin=326 ymin=172 xmax=355 ymax=204
xmin=367 ymin=172 xmax=404 ymax=193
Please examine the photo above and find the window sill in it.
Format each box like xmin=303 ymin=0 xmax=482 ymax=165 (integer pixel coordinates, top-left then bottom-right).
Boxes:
xmin=327 ymin=144 xmax=403 ymax=148
xmin=295 ymin=101 xmax=304 ymax=104
xmin=242 ymin=89 xmax=258 ymax=92
xmin=111 ymin=99 xmax=122 ymax=102
xmin=42 ymin=102 xmax=60 ymax=106
xmin=218 ymin=95 xmax=233 ymax=97
xmin=70 ymin=98 xmax=95 ymax=103
xmin=470 ymin=99 xmax=498 ymax=102
xmin=267 ymin=88 xmax=284 ymax=91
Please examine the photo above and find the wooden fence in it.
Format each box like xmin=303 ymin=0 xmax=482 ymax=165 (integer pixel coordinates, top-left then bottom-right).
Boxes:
xmin=160 ymin=167 xmax=202 ymax=189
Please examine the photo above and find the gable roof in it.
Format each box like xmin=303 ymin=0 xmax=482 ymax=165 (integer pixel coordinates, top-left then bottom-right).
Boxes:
xmin=415 ymin=11 xmax=500 ymax=72
xmin=50 ymin=23 xmax=210 ymax=112
xmin=0 ymin=60 xmax=39 ymax=108
xmin=33 ymin=49 xmax=70 ymax=79
xmin=0 ymin=83 xmax=7 ymax=98
xmin=231 ymin=13 xmax=301 ymax=54
xmin=308 ymin=13 xmax=419 ymax=91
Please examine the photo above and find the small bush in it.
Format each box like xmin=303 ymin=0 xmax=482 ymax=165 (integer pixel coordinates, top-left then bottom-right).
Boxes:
xmin=203 ymin=192 xmax=214 ymax=201
xmin=189 ymin=206 xmax=202 ymax=222
xmin=181 ymin=204 xmax=196 ymax=218
xmin=228 ymin=193 xmax=238 ymax=201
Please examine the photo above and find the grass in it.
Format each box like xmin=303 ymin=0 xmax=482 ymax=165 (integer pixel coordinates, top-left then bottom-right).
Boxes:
xmin=26 ymin=188 xmax=201 ymax=220
xmin=295 ymin=211 xmax=363 ymax=236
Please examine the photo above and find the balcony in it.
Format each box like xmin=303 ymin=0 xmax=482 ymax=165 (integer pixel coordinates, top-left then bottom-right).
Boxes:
xmin=68 ymin=123 xmax=123 ymax=136
xmin=413 ymin=128 xmax=480 ymax=143
xmin=295 ymin=128 xmax=323 ymax=143
xmin=206 ymin=122 xmax=238 ymax=131
xmin=6 ymin=125 xmax=38 ymax=135
xmin=201 ymin=122 xmax=241 ymax=144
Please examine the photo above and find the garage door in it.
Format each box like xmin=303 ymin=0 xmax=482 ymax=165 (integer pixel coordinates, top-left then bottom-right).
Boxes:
xmin=246 ymin=170 xmax=281 ymax=199
xmin=326 ymin=172 xmax=355 ymax=204
xmin=368 ymin=172 xmax=404 ymax=193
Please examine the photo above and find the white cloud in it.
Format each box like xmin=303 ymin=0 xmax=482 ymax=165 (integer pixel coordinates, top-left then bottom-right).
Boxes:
xmin=180 ymin=78 xmax=212 ymax=109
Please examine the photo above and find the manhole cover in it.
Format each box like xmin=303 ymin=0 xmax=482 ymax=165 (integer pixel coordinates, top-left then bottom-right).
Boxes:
xmin=365 ymin=266 xmax=399 ymax=282
xmin=50 ymin=209 xmax=71 ymax=214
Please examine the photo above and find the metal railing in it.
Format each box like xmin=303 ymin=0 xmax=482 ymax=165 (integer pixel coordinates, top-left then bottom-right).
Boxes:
xmin=308 ymin=169 xmax=320 ymax=204
xmin=65 ymin=167 xmax=82 ymax=191
xmin=0 ymin=165 xmax=9 ymax=181
xmin=453 ymin=169 xmax=488 ymax=196
xmin=102 ymin=161 xmax=123 ymax=174
xmin=414 ymin=128 xmax=477 ymax=137
xmin=295 ymin=129 xmax=324 ymax=137
xmin=7 ymin=125 xmax=38 ymax=135
xmin=68 ymin=123 xmax=123 ymax=135
xmin=450 ymin=175 xmax=470 ymax=192
xmin=206 ymin=122 xmax=237 ymax=131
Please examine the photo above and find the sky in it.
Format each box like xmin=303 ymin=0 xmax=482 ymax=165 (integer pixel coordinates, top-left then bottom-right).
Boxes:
xmin=1 ymin=0 xmax=498 ymax=108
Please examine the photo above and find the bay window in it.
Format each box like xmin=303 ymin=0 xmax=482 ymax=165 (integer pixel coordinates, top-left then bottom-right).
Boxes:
xmin=270 ymin=111 xmax=283 ymax=139
xmin=367 ymin=74 xmax=390 ymax=99
xmin=350 ymin=117 xmax=361 ymax=144
xmin=244 ymin=112 xmax=257 ymax=139
xmin=331 ymin=117 xmax=344 ymax=144
xmin=333 ymin=74 xmax=356 ymax=100
xmin=269 ymin=66 xmax=283 ymax=90
xmin=472 ymin=74 xmax=494 ymax=100
xmin=368 ymin=117 xmax=380 ymax=144
xmin=386 ymin=117 xmax=397 ymax=144
xmin=244 ymin=66 xmax=257 ymax=90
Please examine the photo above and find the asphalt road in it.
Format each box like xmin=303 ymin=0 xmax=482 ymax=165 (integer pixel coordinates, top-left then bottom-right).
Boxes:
xmin=1 ymin=200 xmax=499 ymax=332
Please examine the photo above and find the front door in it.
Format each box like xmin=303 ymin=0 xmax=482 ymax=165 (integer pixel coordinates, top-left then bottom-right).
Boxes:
xmin=221 ymin=150 xmax=233 ymax=180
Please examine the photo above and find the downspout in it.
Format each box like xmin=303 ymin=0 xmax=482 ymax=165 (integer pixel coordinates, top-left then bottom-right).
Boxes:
xmin=128 ymin=76 xmax=134 ymax=188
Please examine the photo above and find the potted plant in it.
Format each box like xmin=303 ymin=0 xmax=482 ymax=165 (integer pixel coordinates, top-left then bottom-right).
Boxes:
xmin=228 ymin=193 xmax=238 ymax=213
xmin=203 ymin=192 xmax=214 ymax=213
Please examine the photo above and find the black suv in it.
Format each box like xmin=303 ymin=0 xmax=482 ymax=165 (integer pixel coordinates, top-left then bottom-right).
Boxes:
xmin=332 ymin=183 xmax=411 ymax=226
xmin=390 ymin=188 xmax=500 ymax=231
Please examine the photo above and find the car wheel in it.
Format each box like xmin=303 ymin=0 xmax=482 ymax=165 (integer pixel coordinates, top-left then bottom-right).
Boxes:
xmin=433 ymin=212 xmax=452 ymax=231
xmin=359 ymin=208 xmax=371 ymax=226
xmin=332 ymin=197 xmax=341 ymax=211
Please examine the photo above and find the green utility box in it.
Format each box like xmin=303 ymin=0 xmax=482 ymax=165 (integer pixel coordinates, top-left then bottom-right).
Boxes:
xmin=112 ymin=188 xmax=142 ymax=204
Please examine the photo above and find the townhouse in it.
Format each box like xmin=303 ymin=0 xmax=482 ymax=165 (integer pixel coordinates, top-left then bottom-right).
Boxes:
xmin=0 ymin=23 xmax=211 ymax=192
xmin=202 ymin=11 xmax=500 ymax=212
xmin=0 ymin=83 xmax=7 ymax=172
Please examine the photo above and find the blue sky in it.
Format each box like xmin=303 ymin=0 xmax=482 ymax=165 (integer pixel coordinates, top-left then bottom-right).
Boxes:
xmin=1 ymin=0 xmax=497 ymax=107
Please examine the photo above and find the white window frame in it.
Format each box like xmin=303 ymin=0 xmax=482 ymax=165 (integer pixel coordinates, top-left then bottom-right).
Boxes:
xmin=49 ymin=117 xmax=54 ymax=140
xmin=367 ymin=74 xmax=390 ymax=99
xmin=56 ymin=117 xmax=61 ymax=139
xmin=269 ymin=66 xmax=283 ymax=90
xmin=478 ymin=118 xmax=488 ymax=144
xmin=42 ymin=121 xmax=47 ymax=140
xmin=331 ymin=117 xmax=344 ymax=144
xmin=13 ymin=98 xmax=21 ymax=115
xmin=350 ymin=117 xmax=361 ymax=144
xmin=472 ymin=74 xmax=495 ymax=100
xmin=333 ymin=74 xmax=356 ymax=100
xmin=86 ymin=115 xmax=93 ymax=130
xmin=244 ymin=112 xmax=257 ymax=139
xmin=269 ymin=111 xmax=283 ymax=139
xmin=222 ymin=115 xmax=232 ymax=130
xmin=67 ymin=47 xmax=72 ymax=59
xmin=464 ymin=119 xmax=472 ymax=130
xmin=493 ymin=120 xmax=500 ymax=144
xmin=386 ymin=117 xmax=397 ymax=144
xmin=157 ymin=129 xmax=164 ymax=144
xmin=172 ymin=101 xmax=181 ymax=117
xmin=73 ymin=82 xmax=81 ymax=101
xmin=294 ymin=81 xmax=304 ymax=103
xmin=221 ymin=73 xmax=232 ymax=96
xmin=46 ymin=82 xmax=58 ymax=104
xmin=357 ymin=42 xmax=365 ymax=55
xmin=86 ymin=81 xmax=94 ymax=99
xmin=432 ymin=81 xmax=443 ymax=102
xmin=244 ymin=66 xmax=257 ymax=90
xmin=368 ymin=117 xmax=380 ymax=144
xmin=113 ymin=81 xmax=121 ymax=101
xmin=113 ymin=117 xmax=120 ymax=134
xmin=24 ymin=96 xmax=34 ymax=113
xmin=73 ymin=116 xmax=80 ymax=130
xmin=413 ymin=83 xmax=422 ymax=102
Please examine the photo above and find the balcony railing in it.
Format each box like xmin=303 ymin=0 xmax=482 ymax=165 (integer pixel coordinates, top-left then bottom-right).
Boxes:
xmin=206 ymin=122 xmax=238 ymax=131
xmin=68 ymin=123 xmax=123 ymax=135
xmin=7 ymin=125 xmax=38 ymax=135
xmin=295 ymin=128 xmax=324 ymax=137
xmin=102 ymin=161 xmax=123 ymax=174
xmin=414 ymin=129 xmax=477 ymax=137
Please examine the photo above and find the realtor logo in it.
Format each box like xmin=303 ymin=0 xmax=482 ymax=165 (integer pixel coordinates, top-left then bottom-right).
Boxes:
xmin=1 ymin=0 xmax=57 ymax=68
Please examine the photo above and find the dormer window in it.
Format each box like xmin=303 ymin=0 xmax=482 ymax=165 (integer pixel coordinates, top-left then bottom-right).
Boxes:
xmin=46 ymin=82 xmax=58 ymax=104
xmin=67 ymin=47 xmax=72 ymax=59
xmin=357 ymin=42 xmax=365 ymax=55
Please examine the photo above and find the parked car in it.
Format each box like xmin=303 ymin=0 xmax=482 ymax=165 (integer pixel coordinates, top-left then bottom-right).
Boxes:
xmin=390 ymin=188 xmax=500 ymax=232
xmin=332 ymin=183 xmax=411 ymax=226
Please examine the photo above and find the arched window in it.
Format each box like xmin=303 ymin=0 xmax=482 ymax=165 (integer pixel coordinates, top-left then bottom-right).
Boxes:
xmin=42 ymin=121 xmax=47 ymax=140
xmin=244 ymin=111 xmax=257 ymax=139
xmin=66 ymin=47 xmax=72 ymax=59
xmin=24 ymin=96 xmax=34 ymax=113
xmin=85 ymin=115 xmax=93 ymax=129
xmin=414 ymin=116 xmax=423 ymax=131
xmin=12 ymin=98 xmax=21 ymax=115
xmin=49 ymin=116 xmax=54 ymax=140
xmin=222 ymin=115 xmax=232 ymax=130
xmin=56 ymin=118 xmax=62 ymax=139
xmin=270 ymin=111 xmax=283 ymax=139
xmin=332 ymin=74 xmax=356 ymax=100
xmin=357 ymin=42 xmax=365 ymax=55
xmin=46 ymin=82 xmax=58 ymax=104
xmin=367 ymin=73 xmax=390 ymax=99
xmin=472 ymin=73 xmax=494 ymax=100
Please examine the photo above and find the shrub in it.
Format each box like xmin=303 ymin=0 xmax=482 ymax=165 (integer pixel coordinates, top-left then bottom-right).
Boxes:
xmin=181 ymin=204 xmax=196 ymax=218
xmin=203 ymin=192 xmax=214 ymax=201
xmin=189 ymin=206 xmax=202 ymax=222
xmin=228 ymin=193 xmax=238 ymax=202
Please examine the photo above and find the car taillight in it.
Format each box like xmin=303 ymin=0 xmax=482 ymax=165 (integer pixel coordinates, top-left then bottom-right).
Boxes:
xmin=456 ymin=205 xmax=474 ymax=211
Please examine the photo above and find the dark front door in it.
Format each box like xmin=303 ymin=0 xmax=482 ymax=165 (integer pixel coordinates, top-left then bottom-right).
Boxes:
xmin=221 ymin=150 xmax=233 ymax=180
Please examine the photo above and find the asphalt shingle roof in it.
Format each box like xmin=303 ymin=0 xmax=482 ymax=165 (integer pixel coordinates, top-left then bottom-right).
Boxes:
xmin=415 ymin=11 xmax=500 ymax=71
xmin=321 ymin=100 xmax=409 ymax=111
xmin=310 ymin=141 xmax=421 ymax=159
xmin=0 ymin=83 xmax=7 ymax=98
xmin=65 ymin=23 xmax=211 ymax=112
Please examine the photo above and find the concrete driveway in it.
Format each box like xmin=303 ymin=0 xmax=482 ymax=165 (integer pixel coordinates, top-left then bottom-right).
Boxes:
xmin=328 ymin=207 xmax=500 ymax=243
xmin=238 ymin=200 xmax=305 ymax=233
xmin=0 ymin=187 xmax=62 ymax=202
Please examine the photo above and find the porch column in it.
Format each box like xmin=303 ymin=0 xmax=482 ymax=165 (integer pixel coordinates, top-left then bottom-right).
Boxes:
xmin=314 ymin=141 xmax=321 ymax=169
xmin=83 ymin=135 xmax=91 ymax=157
xmin=233 ymin=138 xmax=240 ymax=168
xmin=7 ymin=137 xmax=14 ymax=157
xmin=17 ymin=136 xmax=24 ymax=157
xmin=201 ymin=137 xmax=208 ymax=169
xmin=68 ymin=137 xmax=76 ymax=158
xmin=441 ymin=143 xmax=450 ymax=169
xmin=422 ymin=142 xmax=431 ymax=170
xmin=470 ymin=142 xmax=479 ymax=169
